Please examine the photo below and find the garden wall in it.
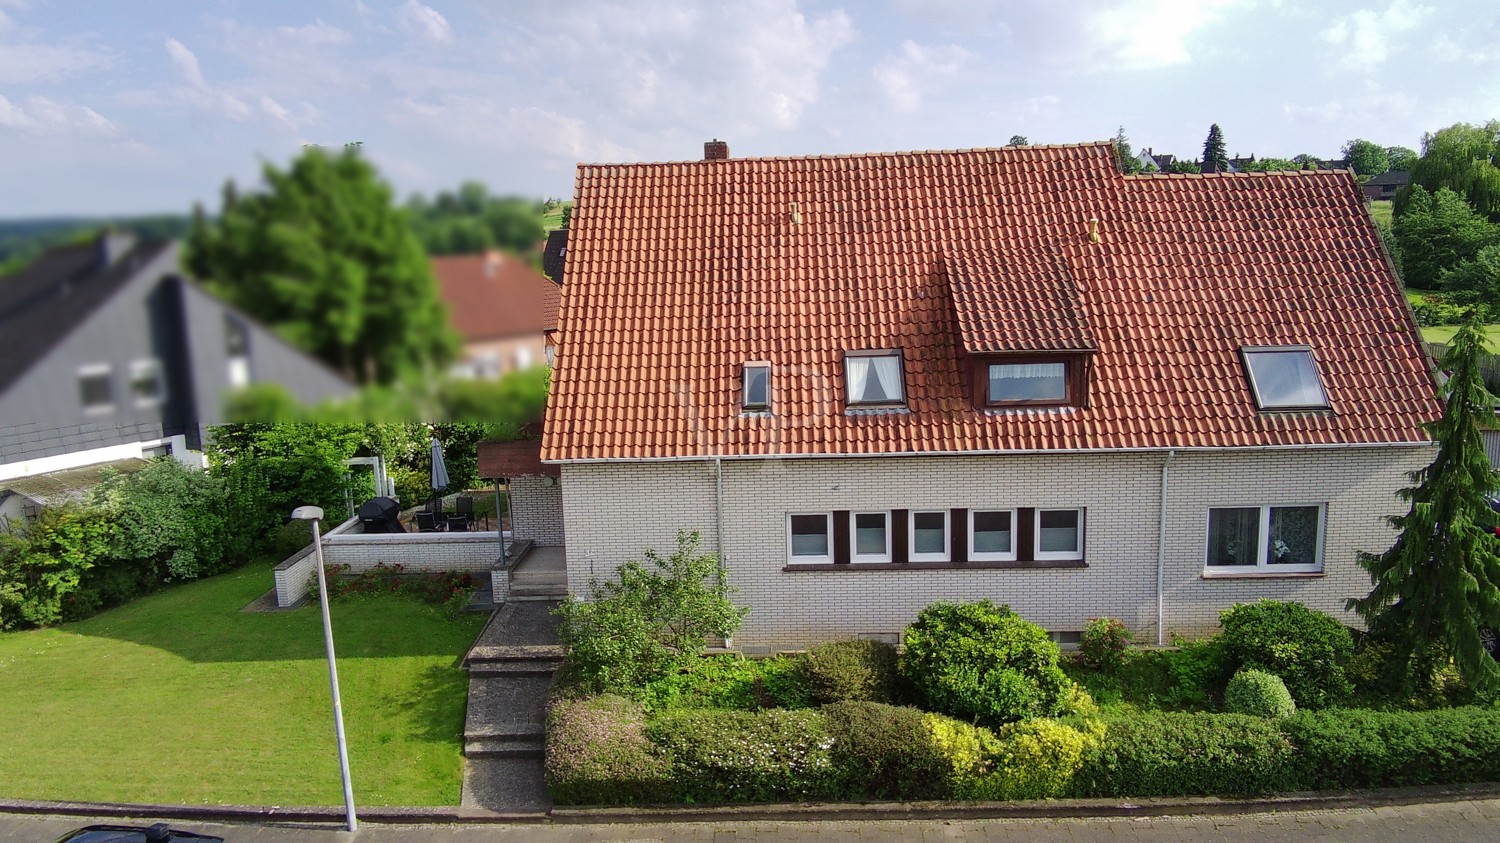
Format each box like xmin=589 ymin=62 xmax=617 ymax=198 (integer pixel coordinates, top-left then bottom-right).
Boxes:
xmin=272 ymin=517 xmax=508 ymax=607
xmin=511 ymin=476 xmax=565 ymax=546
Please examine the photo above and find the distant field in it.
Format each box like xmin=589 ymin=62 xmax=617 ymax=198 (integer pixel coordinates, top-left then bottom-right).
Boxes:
xmin=542 ymin=202 xmax=571 ymax=232
xmin=1370 ymin=199 xmax=1393 ymax=230
xmin=1421 ymin=324 xmax=1500 ymax=350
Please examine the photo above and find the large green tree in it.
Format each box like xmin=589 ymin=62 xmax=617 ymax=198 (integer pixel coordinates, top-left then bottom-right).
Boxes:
xmin=1393 ymin=186 xmax=1500 ymax=289
xmin=1441 ymin=245 xmax=1500 ymax=316
xmin=1387 ymin=145 xmax=1419 ymax=172
xmin=1201 ymin=124 xmax=1229 ymax=172
xmin=406 ymin=181 xmax=545 ymax=256
xmin=1399 ymin=121 xmax=1500 ymax=222
xmin=186 ymin=148 xmax=457 ymax=385
xmin=1342 ymin=138 xmax=1391 ymax=176
xmin=1113 ymin=125 xmax=1143 ymax=174
xmin=1349 ymin=321 xmax=1500 ymax=698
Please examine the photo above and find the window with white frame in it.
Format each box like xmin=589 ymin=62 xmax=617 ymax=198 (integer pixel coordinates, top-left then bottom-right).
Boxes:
xmin=989 ymin=362 xmax=1067 ymax=403
xmin=788 ymin=514 xmax=832 ymax=563
xmin=1206 ymin=505 xmax=1323 ymax=573
xmin=78 ymin=364 xmax=114 ymax=413
xmin=844 ymin=350 xmax=905 ymax=406
xmin=743 ymin=362 xmax=771 ymax=412
xmin=130 ymin=359 xmax=165 ymax=406
xmin=1035 ymin=508 xmax=1084 ymax=561
xmin=1241 ymin=347 xmax=1329 ymax=410
xmin=851 ymin=511 xmax=891 ymax=562
xmin=910 ymin=510 xmax=950 ymax=561
xmin=969 ymin=509 xmax=1017 ymax=561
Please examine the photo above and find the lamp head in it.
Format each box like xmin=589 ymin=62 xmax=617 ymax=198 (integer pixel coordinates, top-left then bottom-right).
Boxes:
xmin=290 ymin=505 xmax=325 ymax=521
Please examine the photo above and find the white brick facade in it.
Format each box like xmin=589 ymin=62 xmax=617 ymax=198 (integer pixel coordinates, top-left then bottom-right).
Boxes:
xmin=559 ymin=446 xmax=1432 ymax=650
xmin=510 ymin=476 xmax=565 ymax=546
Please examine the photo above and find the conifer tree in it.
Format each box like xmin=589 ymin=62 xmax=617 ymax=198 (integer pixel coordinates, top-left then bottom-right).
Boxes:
xmin=1201 ymin=124 xmax=1229 ymax=172
xmin=1349 ymin=320 xmax=1500 ymax=696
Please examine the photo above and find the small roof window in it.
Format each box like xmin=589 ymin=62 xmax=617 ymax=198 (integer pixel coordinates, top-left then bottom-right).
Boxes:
xmin=1242 ymin=346 xmax=1330 ymax=410
xmin=743 ymin=362 xmax=771 ymax=412
xmin=845 ymin=350 xmax=905 ymax=406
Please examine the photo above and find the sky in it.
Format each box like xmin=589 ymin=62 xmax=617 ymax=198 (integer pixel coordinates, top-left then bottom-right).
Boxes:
xmin=1 ymin=0 xmax=1497 ymax=218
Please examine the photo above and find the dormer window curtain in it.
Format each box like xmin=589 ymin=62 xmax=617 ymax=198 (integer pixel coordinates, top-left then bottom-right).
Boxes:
xmin=845 ymin=350 xmax=905 ymax=406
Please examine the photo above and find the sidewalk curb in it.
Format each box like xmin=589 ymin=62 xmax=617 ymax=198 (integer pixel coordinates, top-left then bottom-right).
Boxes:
xmin=3 ymin=781 xmax=1499 ymax=827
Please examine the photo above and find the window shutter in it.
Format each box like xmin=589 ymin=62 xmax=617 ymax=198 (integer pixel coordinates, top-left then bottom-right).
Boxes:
xmin=833 ymin=510 xmax=851 ymax=564
xmin=1016 ymin=507 xmax=1035 ymax=562
xmin=892 ymin=509 xmax=909 ymax=563
xmin=951 ymin=508 xmax=968 ymax=563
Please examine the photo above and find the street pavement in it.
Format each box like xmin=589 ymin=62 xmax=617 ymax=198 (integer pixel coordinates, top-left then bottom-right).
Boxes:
xmin=5 ymin=799 xmax=1500 ymax=843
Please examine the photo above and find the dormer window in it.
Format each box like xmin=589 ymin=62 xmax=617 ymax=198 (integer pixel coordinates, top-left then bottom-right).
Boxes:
xmin=743 ymin=361 xmax=771 ymax=412
xmin=845 ymin=350 xmax=905 ymax=407
xmin=971 ymin=354 xmax=1087 ymax=409
xmin=1241 ymin=346 xmax=1329 ymax=411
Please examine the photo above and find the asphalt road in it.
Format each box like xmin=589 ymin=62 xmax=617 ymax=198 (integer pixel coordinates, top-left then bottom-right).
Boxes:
xmin=5 ymin=799 xmax=1500 ymax=843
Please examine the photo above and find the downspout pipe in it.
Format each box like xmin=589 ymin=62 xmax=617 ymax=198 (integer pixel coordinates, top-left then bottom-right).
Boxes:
xmin=714 ymin=457 xmax=725 ymax=564
xmin=1157 ymin=449 xmax=1175 ymax=646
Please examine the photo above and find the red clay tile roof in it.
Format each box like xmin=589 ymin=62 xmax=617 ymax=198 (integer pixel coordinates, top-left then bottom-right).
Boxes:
xmin=541 ymin=275 xmax=561 ymax=334
xmin=431 ymin=252 xmax=552 ymax=343
xmin=543 ymin=143 xmax=1438 ymax=461
xmin=477 ymin=439 xmax=559 ymax=478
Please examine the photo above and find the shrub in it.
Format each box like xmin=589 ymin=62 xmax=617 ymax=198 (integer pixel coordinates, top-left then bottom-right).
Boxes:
xmin=901 ymin=600 xmax=1070 ymax=726
xmin=1285 ymin=707 xmax=1500 ymax=790
xmin=1224 ymin=669 xmax=1296 ymax=718
xmin=555 ymin=531 xmax=748 ymax=695
xmin=802 ymin=639 xmax=899 ymax=704
xmin=822 ymin=701 xmax=950 ymax=799
xmin=925 ymin=713 xmax=1006 ymax=798
xmin=272 ymin=520 xmax=313 ymax=559
xmin=641 ymin=655 xmax=813 ymax=713
xmin=1071 ymin=711 xmax=1300 ymax=797
xmin=1220 ymin=601 xmax=1353 ymax=709
xmin=648 ymin=708 xmax=836 ymax=803
xmin=988 ymin=718 xmax=1097 ymax=800
xmin=545 ymin=695 xmax=674 ymax=805
xmin=1078 ymin=617 xmax=1132 ymax=672
xmin=0 ymin=505 xmax=118 ymax=629
xmin=1160 ymin=636 xmax=1231 ymax=709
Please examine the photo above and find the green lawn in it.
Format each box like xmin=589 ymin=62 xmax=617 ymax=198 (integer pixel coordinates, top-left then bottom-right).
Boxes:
xmin=0 ymin=565 xmax=485 ymax=806
xmin=1370 ymin=199 xmax=1393 ymax=230
xmin=541 ymin=202 xmax=570 ymax=232
xmin=1421 ymin=323 xmax=1500 ymax=349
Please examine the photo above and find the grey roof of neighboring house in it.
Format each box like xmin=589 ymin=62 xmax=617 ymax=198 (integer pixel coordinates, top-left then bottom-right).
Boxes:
xmin=542 ymin=229 xmax=567 ymax=284
xmin=0 ymin=237 xmax=172 ymax=397
xmin=0 ymin=457 xmax=150 ymax=507
xmin=1365 ymin=170 xmax=1411 ymax=187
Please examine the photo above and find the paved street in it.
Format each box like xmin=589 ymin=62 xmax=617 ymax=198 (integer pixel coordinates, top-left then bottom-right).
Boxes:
xmin=5 ymin=799 xmax=1500 ymax=843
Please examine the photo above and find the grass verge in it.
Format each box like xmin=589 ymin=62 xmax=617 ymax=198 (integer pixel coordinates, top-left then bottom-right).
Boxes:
xmin=0 ymin=565 xmax=485 ymax=806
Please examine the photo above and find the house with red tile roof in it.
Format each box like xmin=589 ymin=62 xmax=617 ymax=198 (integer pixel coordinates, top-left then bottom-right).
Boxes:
xmin=537 ymin=140 xmax=1438 ymax=651
xmin=431 ymin=251 xmax=559 ymax=378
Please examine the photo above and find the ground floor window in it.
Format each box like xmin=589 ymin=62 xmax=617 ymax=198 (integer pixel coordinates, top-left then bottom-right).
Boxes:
xmin=785 ymin=505 xmax=1086 ymax=566
xmin=1206 ymin=504 xmax=1323 ymax=573
xmin=852 ymin=511 xmax=891 ymax=563
xmin=969 ymin=509 xmax=1016 ymax=561
xmin=1035 ymin=508 xmax=1084 ymax=561
xmin=788 ymin=514 xmax=832 ymax=563
xmin=910 ymin=510 xmax=950 ymax=561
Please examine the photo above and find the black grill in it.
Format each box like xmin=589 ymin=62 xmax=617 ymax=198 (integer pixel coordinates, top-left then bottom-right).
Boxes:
xmin=357 ymin=497 xmax=405 ymax=533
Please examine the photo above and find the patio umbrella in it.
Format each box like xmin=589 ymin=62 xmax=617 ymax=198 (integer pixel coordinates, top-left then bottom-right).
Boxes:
xmin=430 ymin=437 xmax=450 ymax=514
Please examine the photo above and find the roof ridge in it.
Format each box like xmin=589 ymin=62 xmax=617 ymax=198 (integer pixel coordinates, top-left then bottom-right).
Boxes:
xmin=575 ymin=140 xmax=1116 ymax=169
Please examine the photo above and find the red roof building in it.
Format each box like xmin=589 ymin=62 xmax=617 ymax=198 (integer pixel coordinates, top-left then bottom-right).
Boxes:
xmin=431 ymin=251 xmax=559 ymax=378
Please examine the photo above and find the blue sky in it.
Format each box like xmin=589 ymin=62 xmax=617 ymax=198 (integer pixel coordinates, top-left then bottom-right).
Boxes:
xmin=1 ymin=0 xmax=1497 ymax=217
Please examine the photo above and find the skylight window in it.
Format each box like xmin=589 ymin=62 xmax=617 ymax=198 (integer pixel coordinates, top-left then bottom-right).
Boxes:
xmin=845 ymin=350 xmax=905 ymax=406
xmin=743 ymin=362 xmax=771 ymax=412
xmin=1242 ymin=347 xmax=1330 ymax=410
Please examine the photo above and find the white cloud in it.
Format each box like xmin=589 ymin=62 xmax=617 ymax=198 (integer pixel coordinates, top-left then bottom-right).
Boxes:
xmin=1321 ymin=0 xmax=1432 ymax=72
xmin=0 ymin=43 xmax=111 ymax=84
xmin=164 ymin=37 xmax=206 ymax=88
xmin=398 ymin=0 xmax=453 ymax=43
xmin=872 ymin=41 xmax=971 ymax=113
xmin=392 ymin=95 xmax=631 ymax=162
xmin=1088 ymin=0 xmax=1241 ymax=70
xmin=0 ymin=93 xmax=119 ymax=137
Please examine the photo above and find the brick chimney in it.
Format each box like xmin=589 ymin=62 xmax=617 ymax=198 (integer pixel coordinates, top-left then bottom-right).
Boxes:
xmin=704 ymin=139 xmax=729 ymax=161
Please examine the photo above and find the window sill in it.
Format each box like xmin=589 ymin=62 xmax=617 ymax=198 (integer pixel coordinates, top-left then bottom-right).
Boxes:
xmin=784 ymin=560 xmax=1088 ymax=572
xmin=1201 ymin=569 xmax=1325 ymax=580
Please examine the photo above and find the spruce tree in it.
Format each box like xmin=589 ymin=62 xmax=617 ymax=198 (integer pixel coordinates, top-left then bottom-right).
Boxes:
xmin=1349 ymin=320 xmax=1500 ymax=697
xmin=1202 ymin=124 xmax=1229 ymax=172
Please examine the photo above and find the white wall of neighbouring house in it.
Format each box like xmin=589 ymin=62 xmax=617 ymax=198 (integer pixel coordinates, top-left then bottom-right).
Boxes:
xmin=559 ymin=446 xmax=1432 ymax=651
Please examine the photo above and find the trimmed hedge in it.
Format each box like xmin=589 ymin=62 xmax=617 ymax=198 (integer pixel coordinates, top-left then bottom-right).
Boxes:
xmin=648 ymin=708 xmax=836 ymax=802
xmin=1220 ymin=600 xmax=1353 ymax=709
xmin=1071 ymin=711 xmax=1300 ymax=797
xmin=822 ymin=701 xmax=949 ymax=799
xmin=1286 ymin=707 xmax=1500 ymax=789
xmin=803 ymin=639 xmax=900 ymax=704
xmin=545 ymin=694 xmax=673 ymax=804
xmin=1225 ymin=669 xmax=1296 ymax=719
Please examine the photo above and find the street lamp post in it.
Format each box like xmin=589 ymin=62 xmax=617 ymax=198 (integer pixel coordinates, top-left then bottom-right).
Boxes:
xmin=291 ymin=505 xmax=357 ymax=833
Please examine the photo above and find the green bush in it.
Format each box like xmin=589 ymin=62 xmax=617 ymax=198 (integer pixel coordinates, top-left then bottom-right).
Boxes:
xmin=1224 ymin=669 xmax=1296 ymax=718
xmin=989 ymin=718 xmax=1098 ymax=800
xmin=1071 ymin=711 xmax=1300 ymax=797
xmin=901 ymin=600 xmax=1070 ymax=726
xmin=648 ymin=708 xmax=836 ymax=803
xmin=641 ymin=655 xmax=813 ymax=713
xmin=1285 ymin=707 xmax=1500 ymax=790
xmin=822 ymin=701 xmax=950 ymax=799
xmin=802 ymin=639 xmax=899 ymax=704
xmin=272 ymin=520 xmax=313 ymax=560
xmin=90 ymin=459 xmax=234 ymax=581
xmin=925 ymin=713 xmax=1006 ymax=798
xmin=1220 ymin=601 xmax=1353 ymax=709
xmin=545 ymin=695 xmax=674 ymax=805
xmin=1079 ymin=617 xmax=1132 ymax=672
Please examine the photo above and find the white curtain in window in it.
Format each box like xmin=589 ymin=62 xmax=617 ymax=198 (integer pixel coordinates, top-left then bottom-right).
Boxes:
xmin=870 ymin=355 xmax=901 ymax=401
xmin=992 ymin=363 xmax=1065 ymax=379
xmin=847 ymin=358 xmax=870 ymax=402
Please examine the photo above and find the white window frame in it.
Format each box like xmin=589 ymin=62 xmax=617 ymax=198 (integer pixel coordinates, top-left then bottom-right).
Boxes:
xmin=787 ymin=513 xmax=833 ymax=564
xmin=743 ymin=361 xmax=772 ymax=412
xmin=1034 ymin=508 xmax=1085 ymax=561
xmin=130 ymin=358 xmax=166 ymax=407
xmin=78 ymin=363 xmax=115 ymax=414
xmin=1240 ymin=345 xmax=1330 ymax=411
xmin=968 ymin=509 xmax=1018 ymax=562
xmin=844 ymin=349 xmax=906 ymax=407
xmin=851 ymin=510 xmax=892 ymax=563
xmin=1205 ymin=504 xmax=1325 ymax=574
xmin=909 ymin=510 xmax=950 ymax=562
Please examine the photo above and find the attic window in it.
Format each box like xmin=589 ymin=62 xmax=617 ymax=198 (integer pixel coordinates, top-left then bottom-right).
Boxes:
xmin=1242 ymin=346 xmax=1329 ymax=411
xmin=990 ymin=362 xmax=1067 ymax=403
xmin=78 ymin=364 xmax=114 ymax=413
xmin=971 ymin=354 xmax=1088 ymax=409
xmin=845 ymin=350 xmax=905 ymax=407
xmin=743 ymin=362 xmax=771 ymax=412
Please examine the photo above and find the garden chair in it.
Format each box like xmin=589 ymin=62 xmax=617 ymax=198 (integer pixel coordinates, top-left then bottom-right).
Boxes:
xmin=446 ymin=513 xmax=471 ymax=532
xmin=414 ymin=511 xmax=442 ymax=532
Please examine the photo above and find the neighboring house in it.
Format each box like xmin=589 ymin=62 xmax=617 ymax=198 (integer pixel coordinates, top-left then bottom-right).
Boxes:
xmin=431 ymin=251 xmax=557 ymax=378
xmin=542 ymin=229 xmax=567 ymax=285
xmin=0 ymin=457 xmax=147 ymax=526
xmin=1362 ymin=170 xmax=1411 ymax=202
xmin=540 ymin=140 xmax=1438 ymax=652
xmin=0 ymin=234 xmax=354 ymax=482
